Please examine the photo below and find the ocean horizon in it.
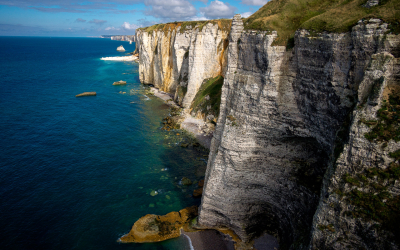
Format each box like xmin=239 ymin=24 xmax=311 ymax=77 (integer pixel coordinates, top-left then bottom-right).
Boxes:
xmin=0 ymin=36 xmax=205 ymax=250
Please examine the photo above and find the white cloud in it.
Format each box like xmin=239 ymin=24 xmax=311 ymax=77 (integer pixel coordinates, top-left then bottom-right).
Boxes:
xmin=200 ymin=0 xmax=237 ymax=19
xmin=144 ymin=0 xmax=197 ymax=21
xmin=240 ymin=0 xmax=269 ymax=5
xmin=105 ymin=26 xmax=119 ymax=30
xmin=241 ymin=11 xmax=253 ymax=18
xmin=121 ymin=22 xmax=139 ymax=30
xmin=190 ymin=15 xmax=208 ymax=21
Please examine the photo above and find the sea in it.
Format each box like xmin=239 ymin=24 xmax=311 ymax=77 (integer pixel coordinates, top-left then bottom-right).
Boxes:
xmin=0 ymin=37 xmax=207 ymax=250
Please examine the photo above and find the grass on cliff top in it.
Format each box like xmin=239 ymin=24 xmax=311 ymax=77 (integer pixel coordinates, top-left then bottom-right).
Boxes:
xmin=190 ymin=75 xmax=224 ymax=119
xmin=244 ymin=0 xmax=400 ymax=46
xmin=137 ymin=19 xmax=232 ymax=35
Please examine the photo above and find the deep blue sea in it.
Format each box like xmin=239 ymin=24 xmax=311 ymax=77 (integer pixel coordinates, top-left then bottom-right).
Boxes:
xmin=0 ymin=37 xmax=207 ymax=250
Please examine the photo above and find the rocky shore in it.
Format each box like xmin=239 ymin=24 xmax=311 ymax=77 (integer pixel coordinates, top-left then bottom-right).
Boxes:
xmin=148 ymin=87 xmax=214 ymax=149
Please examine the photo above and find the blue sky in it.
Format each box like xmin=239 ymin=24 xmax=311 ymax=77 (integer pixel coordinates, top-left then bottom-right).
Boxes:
xmin=0 ymin=0 xmax=269 ymax=37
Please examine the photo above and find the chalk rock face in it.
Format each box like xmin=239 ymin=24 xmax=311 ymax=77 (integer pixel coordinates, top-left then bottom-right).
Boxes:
xmin=117 ymin=45 xmax=125 ymax=52
xmin=363 ymin=0 xmax=380 ymax=8
xmin=198 ymin=15 xmax=400 ymax=249
xmin=135 ymin=22 xmax=230 ymax=108
xmin=309 ymin=54 xmax=400 ymax=249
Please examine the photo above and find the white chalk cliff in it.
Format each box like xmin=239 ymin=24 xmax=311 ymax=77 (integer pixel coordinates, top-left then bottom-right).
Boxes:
xmin=134 ymin=9 xmax=400 ymax=250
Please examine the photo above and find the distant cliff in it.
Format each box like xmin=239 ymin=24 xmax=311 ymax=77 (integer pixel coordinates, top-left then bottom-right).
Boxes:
xmin=133 ymin=0 xmax=400 ymax=249
xmin=134 ymin=20 xmax=231 ymax=113
xmin=110 ymin=35 xmax=135 ymax=42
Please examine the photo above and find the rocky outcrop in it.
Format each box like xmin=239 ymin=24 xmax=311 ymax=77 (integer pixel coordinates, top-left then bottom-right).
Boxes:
xmin=118 ymin=206 xmax=198 ymax=243
xmin=134 ymin=21 xmax=230 ymax=108
xmin=117 ymin=45 xmax=125 ymax=52
xmin=113 ymin=80 xmax=127 ymax=85
xmin=363 ymin=0 xmax=380 ymax=8
xmin=198 ymin=14 xmax=400 ymax=249
xmin=309 ymin=54 xmax=400 ymax=249
xmin=76 ymin=92 xmax=96 ymax=97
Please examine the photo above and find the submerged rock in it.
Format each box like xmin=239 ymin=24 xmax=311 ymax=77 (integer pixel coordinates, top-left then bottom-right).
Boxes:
xmin=113 ymin=80 xmax=127 ymax=85
xmin=75 ymin=92 xmax=96 ymax=97
xmin=198 ymin=179 xmax=204 ymax=188
xmin=118 ymin=206 xmax=198 ymax=243
xmin=193 ymin=188 xmax=203 ymax=198
xmin=181 ymin=177 xmax=192 ymax=186
xmin=150 ymin=190 xmax=158 ymax=196
xmin=117 ymin=45 xmax=125 ymax=52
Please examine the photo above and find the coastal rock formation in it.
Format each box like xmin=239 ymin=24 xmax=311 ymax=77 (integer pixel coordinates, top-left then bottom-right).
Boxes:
xmin=132 ymin=1 xmax=400 ymax=249
xmin=117 ymin=45 xmax=125 ymax=52
xmin=134 ymin=21 xmax=230 ymax=108
xmin=309 ymin=53 xmax=400 ymax=249
xmin=197 ymin=15 xmax=400 ymax=249
xmin=113 ymin=80 xmax=127 ymax=85
xmin=76 ymin=92 xmax=96 ymax=97
xmin=118 ymin=206 xmax=198 ymax=243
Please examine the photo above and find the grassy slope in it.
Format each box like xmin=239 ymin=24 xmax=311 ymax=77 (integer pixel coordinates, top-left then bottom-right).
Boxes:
xmin=190 ymin=76 xmax=224 ymax=119
xmin=244 ymin=0 xmax=400 ymax=46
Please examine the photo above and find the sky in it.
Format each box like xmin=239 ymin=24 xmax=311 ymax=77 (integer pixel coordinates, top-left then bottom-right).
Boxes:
xmin=0 ymin=0 xmax=270 ymax=37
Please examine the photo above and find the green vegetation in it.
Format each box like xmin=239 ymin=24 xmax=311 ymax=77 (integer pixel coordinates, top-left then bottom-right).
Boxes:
xmin=338 ymin=167 xmax=400 ymax=241
xmin=190 ymin=75 xmax=224 ymax=119
xmin=227 ymin=115 xmax=237 ymax=126
xmin=137 ymin=19 xmax=232 ymax=35
xmin=336 ymin=88 xmax=400 ymax=244
xmin=364 ymin=94 xmax=400 ymax=142
xmin=179 ymin=19 xmax=231 ymax=33
xmin=244 ymin=0 xmax=400 ymax=46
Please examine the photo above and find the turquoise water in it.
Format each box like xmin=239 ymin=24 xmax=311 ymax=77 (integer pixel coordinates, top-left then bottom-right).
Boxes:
xmin=0 ymin=37 xmax=207 ymax=250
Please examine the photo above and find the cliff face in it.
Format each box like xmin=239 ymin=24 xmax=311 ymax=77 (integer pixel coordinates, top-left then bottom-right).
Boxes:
xmin=135 ymin=22 xmax=230 ymax=108
xmin=198 ymin=15 xmax=400 ymax=249
xmin=134 ymin=9 xmax=400 ymax=250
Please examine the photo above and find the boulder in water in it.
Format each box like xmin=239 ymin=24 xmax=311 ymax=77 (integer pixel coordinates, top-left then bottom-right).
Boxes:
xmin=113 ymin=80 xmax=127 ymax=85
xmin=181 ymin=177 xmax=192 ymax=186
xmin=117 ymin=45 xmax=125 ymax=52
xmin=193 ymin=188 xmax=203 ymax=197
xmin=118 ymin=206 xmax=198 ymax=243
xmin=76 ymin=92 xmax=96 ymax=97
xmin=198 ymin=179 xmax=204 ymax=187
